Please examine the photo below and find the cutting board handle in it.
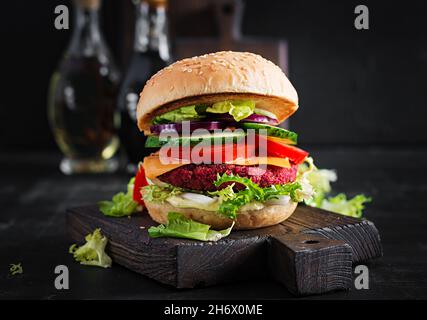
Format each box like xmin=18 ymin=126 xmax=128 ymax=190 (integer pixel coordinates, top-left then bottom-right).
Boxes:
xmin=268 ymin=234 xmax=353 ymax=295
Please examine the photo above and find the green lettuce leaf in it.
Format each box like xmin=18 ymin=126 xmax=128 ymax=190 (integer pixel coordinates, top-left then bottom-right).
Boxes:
xmin=142 ymin=184 xmax=182 ymax=203
xmin=206 ymin=100 xmax=255 ymax=121
xmin=208 ymin=184 xmax=236 ymax=202
xmin=212 ymin=173 xmax=302 ymax=219
xmin=148 ymin=212 xmax=234 ymax=241
xmin=318 ymin=194 xmax=372 ymax=218
xmin=152 ymin=105 xmax=201 ymax=124
xmin=98 ymin=178 xmax=139 ymax=217
xmin=69 ymin=228 xmax=112 ymax=268
xmin=151 ymin=100 xmax=256 ymax=124
xmin=264 ymin=183 xmax=304 ymax=202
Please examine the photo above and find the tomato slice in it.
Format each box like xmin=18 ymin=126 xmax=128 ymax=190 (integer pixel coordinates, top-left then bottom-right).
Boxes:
xmin=257 ymin=135 xmax=308 ymax=164
xmin=145 ymin=134 xmax=307 ymax=172
xmin=133 ymin=163 xmax=148 ymax=206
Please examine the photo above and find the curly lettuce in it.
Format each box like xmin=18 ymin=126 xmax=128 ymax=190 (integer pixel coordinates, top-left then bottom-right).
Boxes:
xmin=69 ymin=229 xmax=112 ymax=268
xmin=208 ymin=184 xmax=236 ymax=201
xmin=211 ymin=173 xmax=303 ymax=219
xmin=142 ymin=174 xmax=305 ymax=220
xmin=148 ymin=212 xmax=234 ymax=241
xmin=98 ymin=178 xmax=139 ymax=217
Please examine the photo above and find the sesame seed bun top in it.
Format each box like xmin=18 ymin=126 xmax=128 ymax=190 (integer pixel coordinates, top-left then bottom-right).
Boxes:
xmin=136 ymin=51 xmax=299 ymax=133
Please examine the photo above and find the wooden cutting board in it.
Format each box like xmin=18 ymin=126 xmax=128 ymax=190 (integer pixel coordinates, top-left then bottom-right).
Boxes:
xmin=66 ymin=205 xmax=382 ymax=296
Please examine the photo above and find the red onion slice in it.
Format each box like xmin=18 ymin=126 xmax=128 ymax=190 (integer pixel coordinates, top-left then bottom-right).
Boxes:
xmin=213 ymin=114 xmax=278 ymax=125
xmin=150 ymin=121 xmax=226 ymax=134
xmin=241 ymin=114 xmax=279 ymax=125
xmin=150 ymin=115 xmax=278 ymax=134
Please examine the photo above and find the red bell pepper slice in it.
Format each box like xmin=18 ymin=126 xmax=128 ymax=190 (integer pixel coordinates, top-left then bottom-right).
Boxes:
xmin=257 ymin=135 xmax=308 ymax=164
xmin=133 ymin=163 xmax=148 ymax=206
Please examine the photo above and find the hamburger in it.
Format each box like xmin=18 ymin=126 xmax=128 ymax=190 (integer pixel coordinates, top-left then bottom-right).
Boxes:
xmin=131 ymin=51 xmax=314 ymax=231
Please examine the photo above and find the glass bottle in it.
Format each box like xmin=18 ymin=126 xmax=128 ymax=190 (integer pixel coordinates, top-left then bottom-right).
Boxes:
xmin=48 ymin=0 xmax=120 ymax=174
xmin=118 ymin=0 xmax=171 ymax=173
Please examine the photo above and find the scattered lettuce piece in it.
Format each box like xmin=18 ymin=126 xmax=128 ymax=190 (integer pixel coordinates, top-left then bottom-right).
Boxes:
xmin=307 ymin=168 xmax=337 ymax=195
xmin=206 ymin=100 xmax=255 ymax=121
xmin=213 ymin=174 xmax=265 ymax=218
xmin=212 ymin=173 xmax=302 ymax=219
xmin=98 ymin=178 xmax=139 ymax=217
xmin=142 ymin=172 xmax=311 ymax=220
xmin=9 ymin=263 xmax=23 ymax=275
xmin=69 ymin=228 xmax=112 ymax=268
xmin=148 ymin=212 xmax=234 ymax=241
xmin=299 ymin=157 xmax=371 ymax=217
xmin=318 ymin=194 xmax=372 ymax=218
xmin=153 ymin=105 xmax=201 ymax=124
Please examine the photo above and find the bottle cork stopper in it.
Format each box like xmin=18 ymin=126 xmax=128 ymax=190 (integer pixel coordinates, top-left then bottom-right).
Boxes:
xmin=76 ymin=0 xmax=101 ymax=10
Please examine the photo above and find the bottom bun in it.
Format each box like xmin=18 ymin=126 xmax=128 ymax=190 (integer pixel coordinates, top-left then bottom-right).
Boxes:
xmin=144 ymin=200 xmax=297 ymax=230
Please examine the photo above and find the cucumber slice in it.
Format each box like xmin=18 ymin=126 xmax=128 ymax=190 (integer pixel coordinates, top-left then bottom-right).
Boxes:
xmin=240 ymin=123 xmax=298 ymax=144
xmin=145 ymin=131 xmax=247 ymax=148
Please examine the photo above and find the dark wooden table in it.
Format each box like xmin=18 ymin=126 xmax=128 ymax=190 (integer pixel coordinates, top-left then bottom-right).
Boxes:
xmin=1 ymin=147 xmax=426 ymax=299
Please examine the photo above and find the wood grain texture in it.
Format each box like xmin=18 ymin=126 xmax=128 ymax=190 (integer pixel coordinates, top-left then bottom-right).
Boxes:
xmin=285 ymin=205 xmax=383 ymax=263
xmin=66 ymin=204 xmax=382 ymax=295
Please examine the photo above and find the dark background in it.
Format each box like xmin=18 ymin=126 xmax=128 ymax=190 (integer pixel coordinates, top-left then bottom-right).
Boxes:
xmin=1 ymin=0 xmax=427 ymax=150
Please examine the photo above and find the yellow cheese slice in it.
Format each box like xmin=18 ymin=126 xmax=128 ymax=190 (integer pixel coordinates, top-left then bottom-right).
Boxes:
xmin=228 ymin=157 xmax=290 ymax=168
xmin=143 ymin=155 xmax=186 ymax=180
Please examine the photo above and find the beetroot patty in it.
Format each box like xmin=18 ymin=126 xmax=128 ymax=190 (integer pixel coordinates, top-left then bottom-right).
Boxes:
xmin=158 ymin=164 xmax=298 ymax=191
